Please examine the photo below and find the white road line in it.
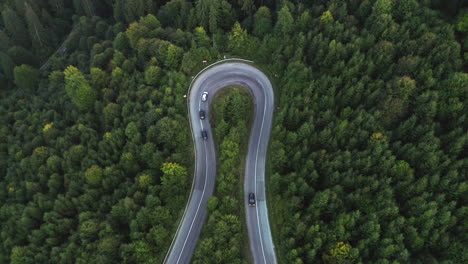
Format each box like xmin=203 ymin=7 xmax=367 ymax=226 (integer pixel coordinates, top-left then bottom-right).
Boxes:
xmin=175 ymin=119 xmax=208 ymax=264
xmin=254 ymin=87 xmax=268 ymax=263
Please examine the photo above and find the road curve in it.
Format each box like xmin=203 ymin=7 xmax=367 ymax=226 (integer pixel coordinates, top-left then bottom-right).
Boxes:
xmin=163 ymin=60 xmax=277 ymax=264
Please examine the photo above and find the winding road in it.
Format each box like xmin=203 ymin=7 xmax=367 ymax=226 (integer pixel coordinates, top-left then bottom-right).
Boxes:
xmin=163 ymin=60 xmax=277 ymax=264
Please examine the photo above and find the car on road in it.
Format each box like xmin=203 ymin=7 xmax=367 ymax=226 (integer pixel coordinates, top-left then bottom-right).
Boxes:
xmin=201 ymin=92 xmax=208 ymax=101
xmin=201 ymin=130 xmax=208 ymax=140
xmin=248 ymin=193 xmax=256 ymax=207
xmin=199 ymin=110 xmax=205 ymax=120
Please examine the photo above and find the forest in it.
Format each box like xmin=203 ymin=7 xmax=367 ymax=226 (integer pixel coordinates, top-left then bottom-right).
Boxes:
xmin=0 ymin=0 xmax=466 ymax=263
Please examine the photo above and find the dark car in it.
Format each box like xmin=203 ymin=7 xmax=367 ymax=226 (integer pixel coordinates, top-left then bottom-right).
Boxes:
xmin=201 ymin=130 xmax=208 ymax=140
xmin=248 ymin=193 xmax=256 ymax=207
xmin=199 ymin=110 xmax=205 ymax=120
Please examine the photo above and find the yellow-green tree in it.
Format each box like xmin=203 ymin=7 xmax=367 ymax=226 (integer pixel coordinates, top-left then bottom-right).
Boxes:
xmin=323 ymin=242 xmax=357 ymax=264
xmin=144 ymin=65 xmax=161 ymax=85
xmin=64 ymin=65 xmax=97 ymax=111
xmin=228 ymin=22 xmax=249 ymax=55
xmin=160 ymin=162 xmax=187 ymax=203
xmin=320 ymin=10 xmax=334 ymax=24
xmin=85 ymin=165 xmax=103 ymax=185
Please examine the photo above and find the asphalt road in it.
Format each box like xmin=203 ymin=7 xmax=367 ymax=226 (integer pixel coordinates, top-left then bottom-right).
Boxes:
xmin=164 ymin=61 xmax=277 ymax=264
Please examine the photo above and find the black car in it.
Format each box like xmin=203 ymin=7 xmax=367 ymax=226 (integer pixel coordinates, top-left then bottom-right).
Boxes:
xmin=199 ymin=110 xmax=205 ymax=120
xmin=201 ymin=130 xmax=208 ymax=140
xmin=248 ymin=193 xmax=256 ymax=207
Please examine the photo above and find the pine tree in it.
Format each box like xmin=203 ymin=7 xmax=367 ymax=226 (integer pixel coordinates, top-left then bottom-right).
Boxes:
xmin=0 ymin=30 xmax=11 ymax=50
xmin=124 ymin=0 xmax=146 ymax=24
xmin=81 ymin=0 xmax=95 ymax=17
xmin=276 ymin=6 xmax=294 ymax=35
xmin=64 ymin=65 xmax=97 ymax=111
xmin=0 ymin=52 xmax=15 ymax=80
xmin=14 ymin=0 xmax=27 ymax=16
xmin=25 ymin=3 xmax=48 ymax=48
xmin=49 ymin=0 xmax=65 ymax=16
xmin=253 ymin=6 xmax=272 ymax=37
xmin=209 ymin=0 xmax=219 ymax=34
xmin=196 ymin=0 xmax=211 ymax=30
xmin=241 ymin=0 xmax=255 ymax=17
xmin=1 ymin=8 xmax=30 ymax=47
xmin=14 ymin=64 xmax=38 ymax=90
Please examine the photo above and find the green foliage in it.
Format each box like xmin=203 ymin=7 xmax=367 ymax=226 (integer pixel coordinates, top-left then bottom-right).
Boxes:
xmin=25 ymin=3 xmax=48 ymax=49
xmin=113 ymin=32 xmax=129 ymax=51
xmin=193 ymin=27 xmax=211 ymax=48
xmin=79 ymin=219 xmax=99 ymax=242
xmin=228 ymin=22 xmax=249 ymax=55
xmin=457 ymin=12 xmax=468 ymax=32
xmin=323 ymin=242 xmax=358 ymax=264
xmin=165 ymin=44 xmax=183 ymax=70
xmin=90 ymin=67 xmax=107 ymax=88
xmin=276 ymin=6 xmax=294 ymax=35
xmin=85 ymin=165 xmax=103 ymax=185
xmin=125 ymin=121 xmax=141 ymax=141
xmin=140 ymin=14 xmax=161 ymax=29
xmin=13 ymin=65 xmax=38 ymax=90
xmin=126 ymin=22 xmax=149 ymax=49
xmin=144 ymin=65 xmax=161 ymax=85
xmin=64 ymin=66 xmax=97 ymax=111
xmin=320 ymin=10 xmax=334 ymax=25
xmin=125 ymin=14 xmax=161 ymax=49
xmin=160 ymin=162 xmax=187 ymax=203
xmin=138 ymin=174 xmax=152 ymax=188
xmin=253 ymin=6 xmax=272 ymax=37
xmin=10 ymin=247 xmax=34 ymax=264
xmin=2 ymin=8 xmax=30 ymax=47
xmin=0 ymin=52 xmax=15 ymax=81
xmin=0 ymin=1 xmax=466 ymax=263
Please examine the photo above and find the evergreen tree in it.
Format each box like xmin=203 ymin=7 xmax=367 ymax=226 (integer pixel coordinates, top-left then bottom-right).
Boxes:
xmin=196 ymin=0 xmax=212 ymax=31
xmin=0 ymin=52 xmax=15 ymax=80
xmin=13 ymin=65 xmax=38 ymax=90
xmin=25 ymin=3 xmax=48 ymax=49
xmin=253 ymin=6 xmax=272 ymax=37
xmin=63 ymin=66 xmax=97 ymax=111
xmin=1 ymin=8 xmax=30 ymax=47
xmin=82 ymin=0 xmax=95 ymax=17
xmin=48 ymin=0 xmax=65 ymax=16
xmin=276 ymin=6 xmax=294 ymax=35
xmin=0 ymin=30 xmax=11 ymax=50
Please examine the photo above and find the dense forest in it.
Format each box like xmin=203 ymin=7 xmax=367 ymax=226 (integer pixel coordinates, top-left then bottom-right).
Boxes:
xmin=0 ymin=0 xmax=466 ymax=263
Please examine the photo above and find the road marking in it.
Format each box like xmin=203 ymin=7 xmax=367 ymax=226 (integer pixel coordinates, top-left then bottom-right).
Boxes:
xmin=255 ymin=86 xmax=268 ymax=264
xmin=176 ymin=119 xmax=208 ymax=264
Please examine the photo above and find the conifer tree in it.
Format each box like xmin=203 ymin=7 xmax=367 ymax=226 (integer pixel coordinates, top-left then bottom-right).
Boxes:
xmin=25 ymin=3 xmax=48 ymax=48
xmin=48 ymin=0 xmax=65 ymax=16
xmin=1 ymin=8 xmax=30 ymax=47
xmin=13 ymin=64 xmax=38 ymax=90
xmin=124 ymin=0 xmax=146 ymax=24
xmin=64 ymin=65 xmax=97 ymax=111
xmin=209 ymin=0 xmax=219 ymax=34
xmin=0 ymin=30 xmax=11 ymax=50
xmin=81 ymin=0 xmax=95 ymax=17
xmin=196 ymin=0 xmax=211 ymax=31
xmin=276 ymin=6 xmax=294 ymax=35
xmin=0 ymin=52 xmax=15 ymax=80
